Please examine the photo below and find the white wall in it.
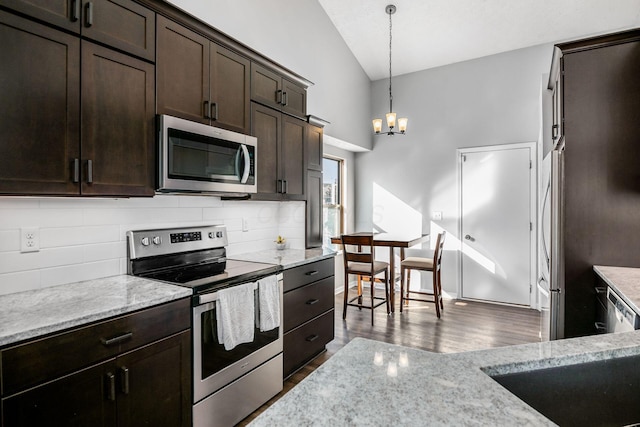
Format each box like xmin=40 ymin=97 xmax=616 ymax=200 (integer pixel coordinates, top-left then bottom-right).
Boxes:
xmin=166 ymin=0 xmax=373 ymax=150
xmin=357 ymin=43 xmax=554 ymax=296
xmin=0 ymin=196 xmax=304 ymax=295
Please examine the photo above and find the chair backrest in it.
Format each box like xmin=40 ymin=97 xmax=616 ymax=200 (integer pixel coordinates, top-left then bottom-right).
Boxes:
xmin=433 ymin=231 xmax=446 ymax=272
xmin=341 ymin=234 xmax=375 ymax=270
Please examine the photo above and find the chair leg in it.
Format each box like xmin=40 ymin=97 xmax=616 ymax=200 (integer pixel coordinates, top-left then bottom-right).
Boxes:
xmin=399 ymin=266 xmax=405 ymax=313
xmin=433 ymin=270 xmax=441 ymax=319
xmin=370 ymin=277 xmax=375 ymax=325
xmin=438 ymin=269 xmax=444 ymax=311
xmin=385 ymin=269 xmax=391 ymax=314
xmin=343 ymin=272 xmax=349 ymax=320
xmin=405 ymin=268 xmax=412 ymax=309
xmin=357 ymin=275 xmax=363 ymax=307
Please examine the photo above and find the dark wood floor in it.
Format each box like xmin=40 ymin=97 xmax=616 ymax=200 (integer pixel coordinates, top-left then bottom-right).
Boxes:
xmin=239 ymin=292 xmax=541 ymax=425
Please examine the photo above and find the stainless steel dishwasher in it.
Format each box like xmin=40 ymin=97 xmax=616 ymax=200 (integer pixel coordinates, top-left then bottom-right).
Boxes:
xmin=606 ymin=287 xmax=640 ymax=333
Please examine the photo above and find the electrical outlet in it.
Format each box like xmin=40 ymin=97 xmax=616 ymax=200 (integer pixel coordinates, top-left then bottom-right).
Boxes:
xmin=21 ymin=227 xmax=40 ymax=253
xmin=242 ymin=218 xmax=249 ymax=232
xmin=432 ymin=211 xmax=443 ymax=221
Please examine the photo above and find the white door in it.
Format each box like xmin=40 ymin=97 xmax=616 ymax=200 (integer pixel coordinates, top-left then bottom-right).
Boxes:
xmin=460 ymin=146 xmax=532 ymax=305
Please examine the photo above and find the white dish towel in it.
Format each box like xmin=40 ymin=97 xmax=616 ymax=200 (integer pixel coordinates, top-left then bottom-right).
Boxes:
xmin=216 ymin=282 xmax=255 ymax=351
xmin=258 ymin=275 xmax=280 ymax=332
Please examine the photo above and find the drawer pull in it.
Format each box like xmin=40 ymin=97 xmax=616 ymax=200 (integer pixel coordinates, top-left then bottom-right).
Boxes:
xmin=120 ymin=366 xmax=130 ymax=394
xmin=106 ymin=372 xmax=116 ymax=401
xmin=595 ymin=286 xmax=606 ymax=294
xmin=305 ymin=270 xmax=319 ymax=276
xmin=305 ymin=334 xmax=319 ymax=342
xmin=595 ymin=322 xmax=606 ymax=332
xmin=306 ymin=299 xmax=319 ymax=305
xmin=101 ymin=332 xmax=133 ymax=346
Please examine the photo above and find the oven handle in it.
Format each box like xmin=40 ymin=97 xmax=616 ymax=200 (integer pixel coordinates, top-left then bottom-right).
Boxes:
xmin=198 ymin=281 xmax=260 ymax=305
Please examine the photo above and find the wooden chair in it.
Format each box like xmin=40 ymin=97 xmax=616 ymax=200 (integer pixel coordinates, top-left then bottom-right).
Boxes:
xmin=399 ymin=231 xmax=446 ymax=318
xmin=341 ymin=234 xmax=390 ymax=325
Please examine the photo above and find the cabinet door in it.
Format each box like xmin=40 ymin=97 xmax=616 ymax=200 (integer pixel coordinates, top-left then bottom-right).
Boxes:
xmin=81 ymin=41 xmax=155 ymax=196
xmin=210 ymin=43 xmax=250 ymax=134
xmin=3 ymin=359 xmax=118 ymax=427
xmin=251 ymin=63 xmax=283 ymax=110
xmin=251 ymin=102 xmax=281 ymax=197
xmin=0 ymin=0 xmax=81 ymax=33
xmin=281 ymin=115 xmax=306 ymax=200
xmin=306 ymin=170 xmax=323 ymax=248
xmin=157 ymin=15 xmax=210 ymax=124
xmin=282 ymin=78 xmax=307 ymax=118
xmin=0 ymin=10 xmax=80 ymax=195
xmin=306 ymin=123 xmax=323 ymax=171
xmin=117 ymin=331 xmax=191 ymax=427
xmin=81 ymin=0 xmax=155 ymax=61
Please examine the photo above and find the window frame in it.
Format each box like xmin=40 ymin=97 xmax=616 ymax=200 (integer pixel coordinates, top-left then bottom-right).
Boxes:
xmin=322 ymin=155 xmax=344 ymax=248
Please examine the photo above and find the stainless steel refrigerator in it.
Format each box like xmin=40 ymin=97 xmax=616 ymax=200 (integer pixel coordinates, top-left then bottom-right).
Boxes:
xmin=539 ymin=138 xmax=565 ymax=340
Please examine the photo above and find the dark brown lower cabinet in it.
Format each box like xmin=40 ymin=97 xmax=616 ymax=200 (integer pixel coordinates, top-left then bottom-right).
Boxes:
xmin=3 ymin=331 xmax=190 ymax=427
xmin=283 ymin=258 xmax=335 ymax=378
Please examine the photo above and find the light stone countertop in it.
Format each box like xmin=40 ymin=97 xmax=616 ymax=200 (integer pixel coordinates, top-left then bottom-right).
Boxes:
xmin=250 ymin=332 xmax=640 ymax=426
xmin=230 ymin=247 xmax=336 ymax=270
xmin=0 ymin=275 xmax=192 ymax=347
xmin=594 ymin=265 xmax=640 ymax=314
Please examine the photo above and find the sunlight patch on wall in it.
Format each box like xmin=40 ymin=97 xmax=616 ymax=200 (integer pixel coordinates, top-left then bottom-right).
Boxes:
xmin=372 ymin=182 xmax=422 ymax=235
xmin=462 ymin=152 xmax=497 ymax=217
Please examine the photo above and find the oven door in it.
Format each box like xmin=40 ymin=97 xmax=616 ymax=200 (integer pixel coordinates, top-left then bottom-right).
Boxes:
xmin=192 ymin=274 xmax=283 ymax=403
xmin=158 ymin=115 xmax=256 ymax=194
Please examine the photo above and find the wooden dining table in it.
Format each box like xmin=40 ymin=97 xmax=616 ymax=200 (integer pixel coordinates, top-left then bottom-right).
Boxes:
xmin=330 ymin=232 xmax=430 ymax=312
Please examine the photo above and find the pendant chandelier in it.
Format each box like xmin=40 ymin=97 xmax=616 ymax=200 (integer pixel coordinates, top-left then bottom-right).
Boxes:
xmin=372 ymin=4 xmax=407 ymax=136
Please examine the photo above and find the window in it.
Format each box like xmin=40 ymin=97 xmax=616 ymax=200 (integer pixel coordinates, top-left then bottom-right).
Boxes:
xmin=323 ymin=157 xmax=343 ymax=249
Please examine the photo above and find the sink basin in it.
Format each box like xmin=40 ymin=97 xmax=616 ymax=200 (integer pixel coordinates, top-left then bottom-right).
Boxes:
xmin=490 ymin=354 xmax=640 ymax=427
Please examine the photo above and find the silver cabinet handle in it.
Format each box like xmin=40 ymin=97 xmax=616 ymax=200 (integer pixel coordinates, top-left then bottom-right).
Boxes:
xmin=73 ymin=158 xmax=80 ymax=183
xmin=210 ymin=102 xmax=218 ymax=121
xmin=106 ymin=372 xmax=116 ymax=401
xmin=276 ymin=90 xmax=283 ymax=104
xmin=71 ymin=0 xmax=80 ymax=21
xmin=85 ymin=2 xmax=93 ymax=27
xmin=120 ymin=366 xmax=130 ymax=394
xmin=87 ymin=159 xmax=93 ymax=183
xmin=282 ymin=91 xmax=288 ymax=106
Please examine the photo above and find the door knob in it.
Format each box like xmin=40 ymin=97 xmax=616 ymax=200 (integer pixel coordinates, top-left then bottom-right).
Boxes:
xmin=465 ymin=234 xmax=475 ymax=242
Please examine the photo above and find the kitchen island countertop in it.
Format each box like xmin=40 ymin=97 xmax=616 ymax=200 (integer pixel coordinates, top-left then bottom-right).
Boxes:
xmin=250 ymin=331 xmax=640 ymax=426
xmin=0 ymin=275 xmax=192 ymax=347
xmin=231 ymin=247 xmax=336 ymax=269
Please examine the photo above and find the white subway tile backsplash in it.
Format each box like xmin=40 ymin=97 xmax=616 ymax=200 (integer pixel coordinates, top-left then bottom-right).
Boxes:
xmin=0 ymin=196 xmax=305 ymax=295
xmin=41 ymin=259 xmax=120 ymax=288
xmin=41 ymin=226 xmax=120 ymax=248
xmin=0 ymin=230 xmax=19 ymax=252
xmin=0 ymin=270 xmax=41 ymax=294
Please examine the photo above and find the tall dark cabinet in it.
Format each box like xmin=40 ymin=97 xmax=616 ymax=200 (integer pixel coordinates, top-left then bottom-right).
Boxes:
xmin=550 ymin=29 xmax=640 ymax=337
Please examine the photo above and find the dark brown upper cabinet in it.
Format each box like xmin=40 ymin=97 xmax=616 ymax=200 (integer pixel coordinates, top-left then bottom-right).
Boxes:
xmin=251 ymin=102 xmax=306 ymax=200
xmin=306 ymin=123 xmax=323 ymax=172
xmin=0 ymin=0 xmax=155 ymax=61
xmin=81 ymin=42 xmax=155 ymax=196
xmin=0 ymin=8 xmax=155 ymax=197
xmin=251 ymin=63 xmax=307 ymax=119
xmin=157 ymin=15 xmax=251 ymax=134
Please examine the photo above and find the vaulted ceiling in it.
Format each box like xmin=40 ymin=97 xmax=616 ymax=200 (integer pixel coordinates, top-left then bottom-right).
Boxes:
xmin=318 ymin=0 xmax=640 ymax=81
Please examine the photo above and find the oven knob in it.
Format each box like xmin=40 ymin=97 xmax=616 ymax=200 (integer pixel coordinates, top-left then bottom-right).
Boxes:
xmin=216 ymin=231 xmax=223 ymax=238
xmin=152 ymin=236 xmax=162 ymax=245
xmin=141 ymin=237 xmax=150 ymax=246
xmin=208 ymin=232 xmax=215 ymax=239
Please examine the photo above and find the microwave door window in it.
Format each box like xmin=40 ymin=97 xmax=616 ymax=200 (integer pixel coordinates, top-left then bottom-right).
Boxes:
xmin=168 ymin=128 xmax=241 ymax=182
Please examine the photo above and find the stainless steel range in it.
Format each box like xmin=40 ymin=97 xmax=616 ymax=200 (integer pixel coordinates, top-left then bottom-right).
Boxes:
xmin=127 ymin=225 xmax=283 ymax=427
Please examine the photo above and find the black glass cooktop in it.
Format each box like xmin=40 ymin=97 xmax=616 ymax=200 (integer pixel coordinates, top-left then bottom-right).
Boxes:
xmin=142 ymin=259 xmax=280 ymax=293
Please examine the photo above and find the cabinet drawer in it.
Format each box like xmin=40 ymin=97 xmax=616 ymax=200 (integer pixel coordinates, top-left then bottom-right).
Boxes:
xmin=1 ymin=298 xmax=190 ymax=396
xmin=283 ymin=310 xmax=334 ymax=378
xmin=283 ymin=258 xmax=334 ymax=292
xmin=284 ymin=276 xmax=334 ymax=332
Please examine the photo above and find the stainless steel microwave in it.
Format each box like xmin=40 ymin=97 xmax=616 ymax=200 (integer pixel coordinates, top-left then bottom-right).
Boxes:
xmin=157 ymin=115 xmax=257 ymax=194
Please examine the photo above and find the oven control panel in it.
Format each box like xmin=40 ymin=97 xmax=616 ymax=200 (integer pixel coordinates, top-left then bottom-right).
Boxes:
xmin=127 ymin=225 xmax=228 ymax=259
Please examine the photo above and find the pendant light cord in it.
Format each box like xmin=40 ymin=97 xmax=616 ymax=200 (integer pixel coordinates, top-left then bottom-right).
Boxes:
xmin=388 ymin=8 xmax=393 ymax=114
